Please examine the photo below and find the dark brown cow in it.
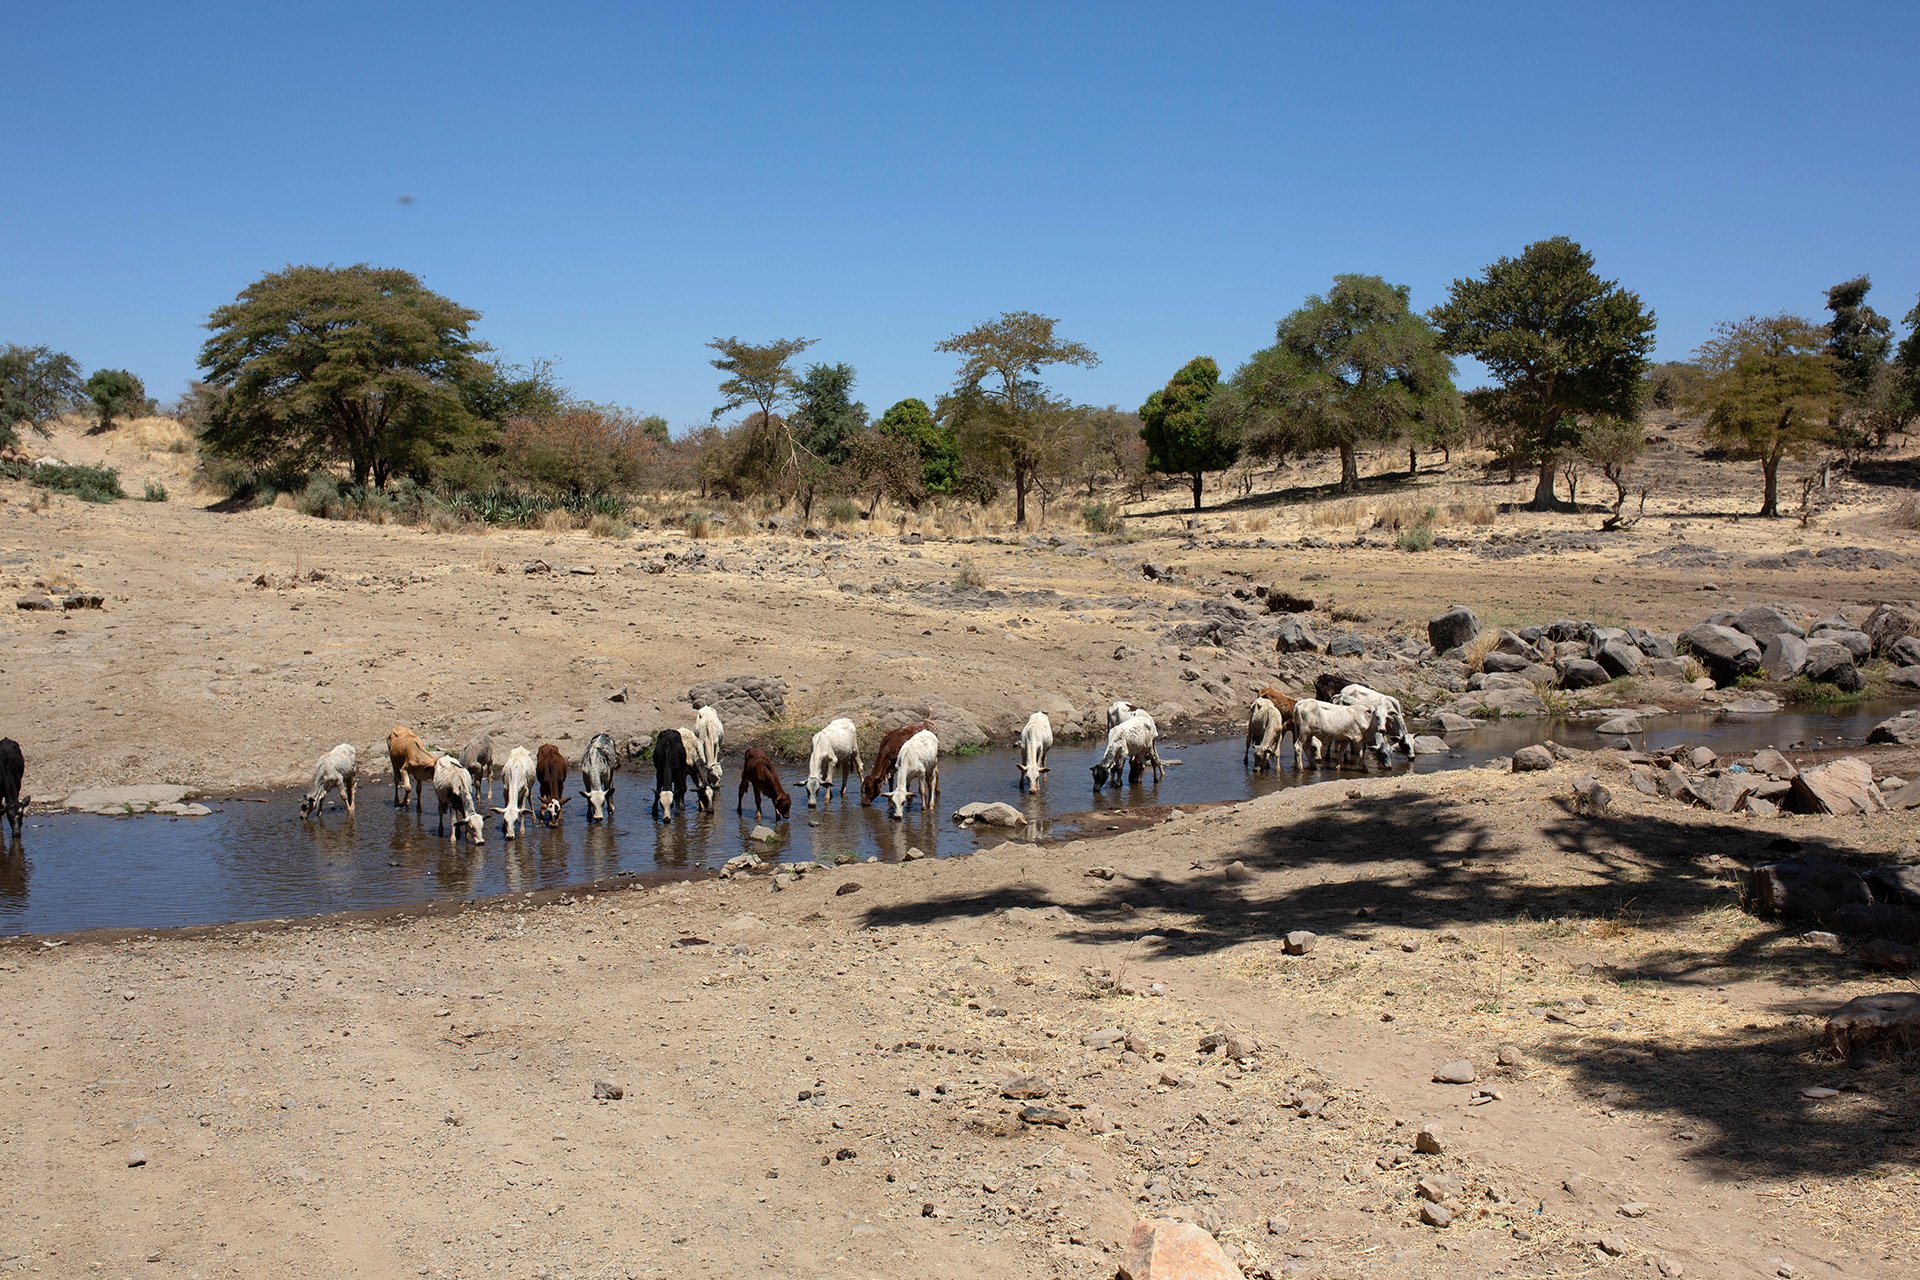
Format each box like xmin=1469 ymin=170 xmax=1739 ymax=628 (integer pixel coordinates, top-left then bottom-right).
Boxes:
xmin=736 ymin=747 xmax=791 ymax=820
xmin=861 ymin=720 xmax=934 ymax=806
xmin=535 ymin=742 xmax=569 ymax=825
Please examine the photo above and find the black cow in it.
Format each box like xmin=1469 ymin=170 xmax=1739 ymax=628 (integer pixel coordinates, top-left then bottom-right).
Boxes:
xmin=1314 ymin=672 xmax=1348 ymax=703
xmin=651 ymin=728 xmax=698 ymax=821
xmin=1 ymin=739 xmax=25 ymax=839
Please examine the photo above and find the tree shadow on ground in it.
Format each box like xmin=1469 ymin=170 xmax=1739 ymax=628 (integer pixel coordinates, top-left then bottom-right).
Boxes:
xmin=861 ymin=793 xmax=1914 ymax=1178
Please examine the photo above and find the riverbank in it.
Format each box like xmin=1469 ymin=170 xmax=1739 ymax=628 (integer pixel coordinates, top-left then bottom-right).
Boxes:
xmin=3 ymin=753 xmax=1916 ymax=1279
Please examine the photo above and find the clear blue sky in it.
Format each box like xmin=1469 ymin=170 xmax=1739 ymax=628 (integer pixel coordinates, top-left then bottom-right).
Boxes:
xmin=7 ymin=2 xmax=1916 ymax=431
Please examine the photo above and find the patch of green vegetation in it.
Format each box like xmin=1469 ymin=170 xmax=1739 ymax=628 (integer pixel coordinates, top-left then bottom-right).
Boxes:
xmin=2 ymin=460 xmax=125 ymax=503
xmin=947 ymin=739 xmax=989 ymax=757
xmin=1082 ymin=501 xmax=1125 ymax=535
xmin=952 ymin=559 xmax=988 ymax=591
xmin=761 ymin=722 xmax=821 ymax=761
xmin=1394 ymin=522 xmax=1434 ymax=552
xmin=142 ymin=481 xmax=167 ymax=502
xmin=1782 ymin=676 xmax=1868 ymax=706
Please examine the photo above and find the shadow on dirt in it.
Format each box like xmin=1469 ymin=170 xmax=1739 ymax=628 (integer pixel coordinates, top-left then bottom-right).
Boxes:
xmin=861 ymin=792 xmax=1916 ymax=1178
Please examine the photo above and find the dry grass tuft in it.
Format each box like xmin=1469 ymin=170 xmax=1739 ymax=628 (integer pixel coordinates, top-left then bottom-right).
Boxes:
xmin=1461 ymin=629 xmax=1502 ymax=674
xmin=539 ymin=508 xmax=578 ymax=533
xmin=1891 ymin=494 xmax=1920 ymax=531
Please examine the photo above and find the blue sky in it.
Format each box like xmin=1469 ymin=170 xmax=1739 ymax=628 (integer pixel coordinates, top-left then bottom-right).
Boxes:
xmin=6 ymin=2 xmax=1916 ymax=431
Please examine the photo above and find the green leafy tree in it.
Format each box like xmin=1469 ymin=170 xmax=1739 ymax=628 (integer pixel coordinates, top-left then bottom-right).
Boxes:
xmin=1692 ymin=314 xmax=1843 ymax=517
xmin=637 ymin=414 xmax=670 ymax=446
xmin=1824 ymin=276 xmax=1892 ymax=404
xmin=1140 ymin=356 xmax=1234 ymax=510
xmin=790 ymin=362 xmax=867 ymax=465
xmin=1430 ymin=237 xmax=1656 ymax=508
xmin=936 ymin=310 xmax=1098 ymax=527
xmin=465 ymin=356 xmax=565 ymax=426
xmin=708 ymin=336 xmax=815 ymax=429
xmin=875 ymin=397 xmax=958 ymax=492
xmin=0 ymin=344 xmax=83 ymax=447
xmin=199 ymin=265 xmax=487 ymax=487
xmin=83 ymin=369 xmax=146 ymax=434
xmin=1229 ymin=276 xmax=1459 ymax=493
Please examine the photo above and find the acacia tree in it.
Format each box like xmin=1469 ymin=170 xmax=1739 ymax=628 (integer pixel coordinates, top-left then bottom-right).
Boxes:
xmin=875 ymin=397 xmax=957 ymax=493
xmin=936 ymin=311 xmax=1098 ymax=527
xmin=1229 ymin=275 xmax=1459 ymax=492
xmin=199 ymin=265 xmax=486 ymax=487
xmin=1140 ymin=356 xmax=1234 ymax=510
xmin=1430 ymin=237 xmax=1656 ymax=508
xmin=83 ymin=369 xmax=146 ymax=433
xmin=1692 ymin=314 xmax=1842 ymax=517
xmin=0 ymin=344 xmax=83 ymax=447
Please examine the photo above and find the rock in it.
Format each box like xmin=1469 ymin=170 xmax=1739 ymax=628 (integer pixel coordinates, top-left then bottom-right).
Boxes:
xmin=1408 ymin=735 xmax=1450 ymax=755
xmin=952 ymin=801 xmax=1026 ymax=828
xmin=1118 ymin=1218 xmax=1239 ymax=1280
xmin=1414 ymin=1123 xmax=1444 ymax=1154
xmin=1432 ymin=1060 xmax=1477 ymax=1084
xmin=1141 ymin=562 xmax=1175 ymax=581
xmin=1646 ymin=657 xmax=1694 ymax=681
xmin=1419 ymin=1203 xmax=1455 ymax=1228
xmin=1741 ymin=859 xmax=1872 ymax=922
xmin=1481 ymin=651 xmax=1532 ymax=674
xmin=903 ymin=846 xmax=928 ymax=860
xmin=749 ymin=825 xmax=780 ymax=843
xmin=1431 ymin=711 xmax=1480 ymax=734
xmin=1282 ymin=930 xmax=1317 ymax=955
xmin=1593 ymin=640 xmax=1644 ymax=678
xmin=1892 ymin=666 xmax=1920 ymax=689
xmin=1802 ymin=641 xmax=1861 ymax=692
xmin=1863 ymin=603 xmax=1917 ymax=659
xmin=61 ymin=593 xmax=104 ymax=610
xmin=1689 ymin=774 xmax=1752 ymax=814
xmin=720 ymin=853 xmax=766 ymax=876
xmin=1750 ymin=749 xmax=1796 ymax=780
xmin=1888 ymin=636 xmax=1920 ymax=667
xmin=1788 ymin=757 xmax=1885 ymax=815
xmin=1812 ymin=627 xmax=1872 ymax=662
xmin=833 ymin=881 xmax=862 ymax=896
xmin=687 ymin=674 xmax=788 ymax=730
xmin=1572 ymin=777 xmax=1614 ymax=814
xmin=1081 ymin=1027 xmax=1126 ymax=1049
xmin=1556 ymin=657 xmax=1612 ymax=689
xmin=1512 ymin=745 xmax=1554 ymax=773
xmin=1824 ymin=991 xmax=1920 ymax=1059
xmin=1325 ymin=633 xmax=1364 ymax=658
xmin=1869 ymin=710 xmax=1920 ymax=747
xmin=1594 ymin=716 xmax=1641 ymax=736
xmin=1679 ymin=623 xmax=1762 ymax=685
xmin=1417 ymin=1172 xmax=1462 ymax=1203
xmin=1864 ymin=865 xmax=1920 ymax=910
xmin=592 ymin=1080 xmax=624 ymax=1100
xmin=1859 ymin=938 xmax=1920 ymax=973
xmin=1497 ymin=1043 xmax=1527 ymax=1067
xmin=999 ymin=1074 xmax=1052 ymax=1100
xmin=1730 ymin=603 xmax=1805 ymax=645
xmin=1428 ymin=605 xmax=1480 ymax=654
xmin=1829 ymin=902 xmax=1920 ymax=945
xmin=1018 ymin=1105 xmax=1072 ymax=1128
xmin=607 ymin=686 xmax=628 ymax=703
xmin=60 ymin=784 xmax=193 ymax=815
xmin=1273 ymin=617 xmax=1322 ymax=654
xmin=1760 ymin=634 xmax=1810 ymax=679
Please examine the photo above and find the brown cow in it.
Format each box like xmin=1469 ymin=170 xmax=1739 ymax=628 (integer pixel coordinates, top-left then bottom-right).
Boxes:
xmin=535 ymin=743 xmax=569 ymax=826
xmin=861 ymin=720 xmax=934 ymax=806
xmin=387 ymin=726 xmax=438 ymax=810
xmin=736 ymin=747 xmax=791 ymax=821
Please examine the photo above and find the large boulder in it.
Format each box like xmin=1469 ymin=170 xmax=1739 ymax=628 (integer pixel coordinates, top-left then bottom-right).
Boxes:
xmin=1556 ymin=657 xmax=1612 ymax=689
xmin=1868 ymin=710 xmax=1920 ymax=747
xmin=1864 ymin=603 xmax=1917 ymax=659
xmin=1630 ymin=628 xmax=1677 ymax=659
xmin=952 ymin=801 xmax=1027 ymax=828
xmin=1545 ymin=619 xmax=1595 ymax=644
xmin=688 ymin=675 xmax=788 ymax=731
xmin=1491 ymin=630 xmax=1543 ymax=661
xmin=1829 ymin=903 xmax=1920 ymax=946
xmin=1427 ymin=605 xmax=1480 ymax=654
xmin=1512 ymin=744 xmax=1555 ymax=772
xmin=1741 ymin=858 xmax=1872 ymax=922
xmin=1679 ymin=624 xmax=1762 ymax=686
xmin=1729 ymin=603 xmax=1805 ymax=645
xmin=1788 ymin=757 xmax=1886 ymax=815
xmin=1888 ymin=636 xmax=1920 ymax=668
xmin=1274 ymin=617 xmax=1322 ymax=654
xmin=1865 ymin=866 xmax=1920 ymax=911
xmin=1809 ymin=627 xmax=1871 ymax=662
xmin=1892 ymin=666 xmax=1920 ymax=690
xmin=1825 ymin=992 xmax=1920 ymax=1060
xmin=1760 ymin=634 xmax=1810 ymax=680
xmin=1118 ymin=1219 xmax=1239 ymax=1280
xmin=1802 ymin=640 xmax=1862 ymax=692
xmin=1481 ymin=651 xmax=1533 ymax=674
xmin=1593 ymin=639 xmax=1644 ymax=679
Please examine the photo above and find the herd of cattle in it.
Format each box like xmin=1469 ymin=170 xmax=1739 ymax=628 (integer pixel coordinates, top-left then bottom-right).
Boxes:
xmin=291 ymin=676 xmax=1415 ymax=847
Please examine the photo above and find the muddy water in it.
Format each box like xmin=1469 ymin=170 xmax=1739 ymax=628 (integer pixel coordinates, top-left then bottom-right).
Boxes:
xmin=0 ymin=701 xmax=1908 ymax=937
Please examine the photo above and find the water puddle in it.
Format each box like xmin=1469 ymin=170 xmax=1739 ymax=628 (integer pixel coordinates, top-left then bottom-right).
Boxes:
xmin=0 ymin=700 xmax=1907 ymax=937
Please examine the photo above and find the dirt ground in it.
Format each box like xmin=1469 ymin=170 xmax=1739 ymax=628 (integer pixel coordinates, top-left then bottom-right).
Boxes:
xmin=1 ymin=418 xmax=1918 ymax=1278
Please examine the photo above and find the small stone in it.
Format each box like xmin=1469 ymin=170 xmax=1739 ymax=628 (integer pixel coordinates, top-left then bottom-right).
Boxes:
xmin=1082 ymin=1027 xmax=1126 ymax=1049
xmin=1512 ymin=745 xmax=1554 ymax=773
xmin=1282 ymin=930 xmax=1317 ymax=955
xmin=1158 ymin=1069 xmax=1189 ymax=1088
xmin=1118 ymin=1218 xmax=1238 ymax=1280
xmin=834 ymin=881 xmax=862 ymax=896
xmin=903 ymin=846 xmax=927 ymax=860
xmin=1798 ymin=1086 xmax=1839 ymax=1100
xmin=1496 ymin=1044 xmax=1527 ymax=1067
xmin=607 ymin=686 xmax=628 ymax=703
xmin=1618 ymin=1202 xmax=1649 ymax=1218
xmin=126 ymin=1152 xmax=147 ymax=1168
xmin=592 ymin=1080 xmax=624 ymax=1100
xmin=1419 ymin=1202 xmax=1454 ymax=1228
xmin=1000 ymin=1074 xmax=1052 ymax=1100
xmin=1432 ymin=1060 xmax=1477 ymax=1085
xmin=1656 ymin=1256 xmax=1685 ymax=1278
xmin=1414 ymin=1124 xmax=1444 ymax=1154
xmin=1416 ymin=1173 xmax=1462 ymax=1203
xmin=1018 ymin=1105 xmax=1071 ymax=1129
xmin=750 ymin=825 xmax=780 ymax=842
xmin=1598 ymin=1234 xmax=1630 ymax=1257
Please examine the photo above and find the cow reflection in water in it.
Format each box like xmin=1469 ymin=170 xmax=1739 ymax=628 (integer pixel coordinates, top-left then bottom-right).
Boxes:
xmin=0 ymin=840 xmax=26 ymax=903
xmin=652 ymin=817 xmax=695 ymax=870
xmin=580 ymin=821 xmax=618 ymax=881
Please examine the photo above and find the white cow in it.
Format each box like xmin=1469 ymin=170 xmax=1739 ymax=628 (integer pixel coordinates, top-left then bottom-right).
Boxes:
xmin=581 ymin=732 xmax=617 ymax=822
xmin=1017 ymin=711 xmax=1053 ymax=793
xmin=1333 ymin=683 xmax=1414 ymax=757
xmin=886 ymin=729 xmax=940 ymax=819
xmin=432 ymin=755 xmax=486 ymax=845
xmin=804 ymin=717 xmax=863 ymax=808
xmin=1292 ymin=699 xmax=1383 ymax=769
xmin=686 ymin=706 xmax=723 ymax=808
xmin=493 ymin=745 xmax=535 ymax=838
xmin=299 ymin=743 xmax=357 ymax=818
xmin=1091 ymin=713 xmax=1164 ymax=789
xmin=1106 ymin=700 xmax=1138 ymax=730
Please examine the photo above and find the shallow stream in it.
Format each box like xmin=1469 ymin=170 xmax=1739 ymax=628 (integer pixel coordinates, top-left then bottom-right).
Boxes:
xmin=0 ymin=701 xmax=1907 ymax=937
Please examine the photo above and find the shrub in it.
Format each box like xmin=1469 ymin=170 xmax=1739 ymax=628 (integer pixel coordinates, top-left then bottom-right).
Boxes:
xmin=143 ymin=481 xmax=167 ymax=502
xmin=297 ymin=473 xmax=341 ymax=518
xmin=586 ymin=513 xmax=630 ymax=539
xmin=502 ymin=407 xmax=650 ymax=503
xmin=1082 ymin=500 xmax=1125 ymax=534
xmin=539 ymin=507 xmax=578 ymax=532
xmin=824 ymin=498 xmax=861 ymax=526
xmin=952 ymin=558 xmax=987 ymax=590
xmin=685 ymin=513 xmax=712 ymax=539
xmin=1395 ymin=523 xmax=1434 ymax=552
xmin=5 ymin=461 xmax=125 ymax=503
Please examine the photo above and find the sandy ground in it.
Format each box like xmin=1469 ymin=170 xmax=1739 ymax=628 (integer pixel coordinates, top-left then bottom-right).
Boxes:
xmin=3 ymin=762 xmax=1918 ymax=1279
xmin=0 ymin=418 xmax=1917 ymax=1278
